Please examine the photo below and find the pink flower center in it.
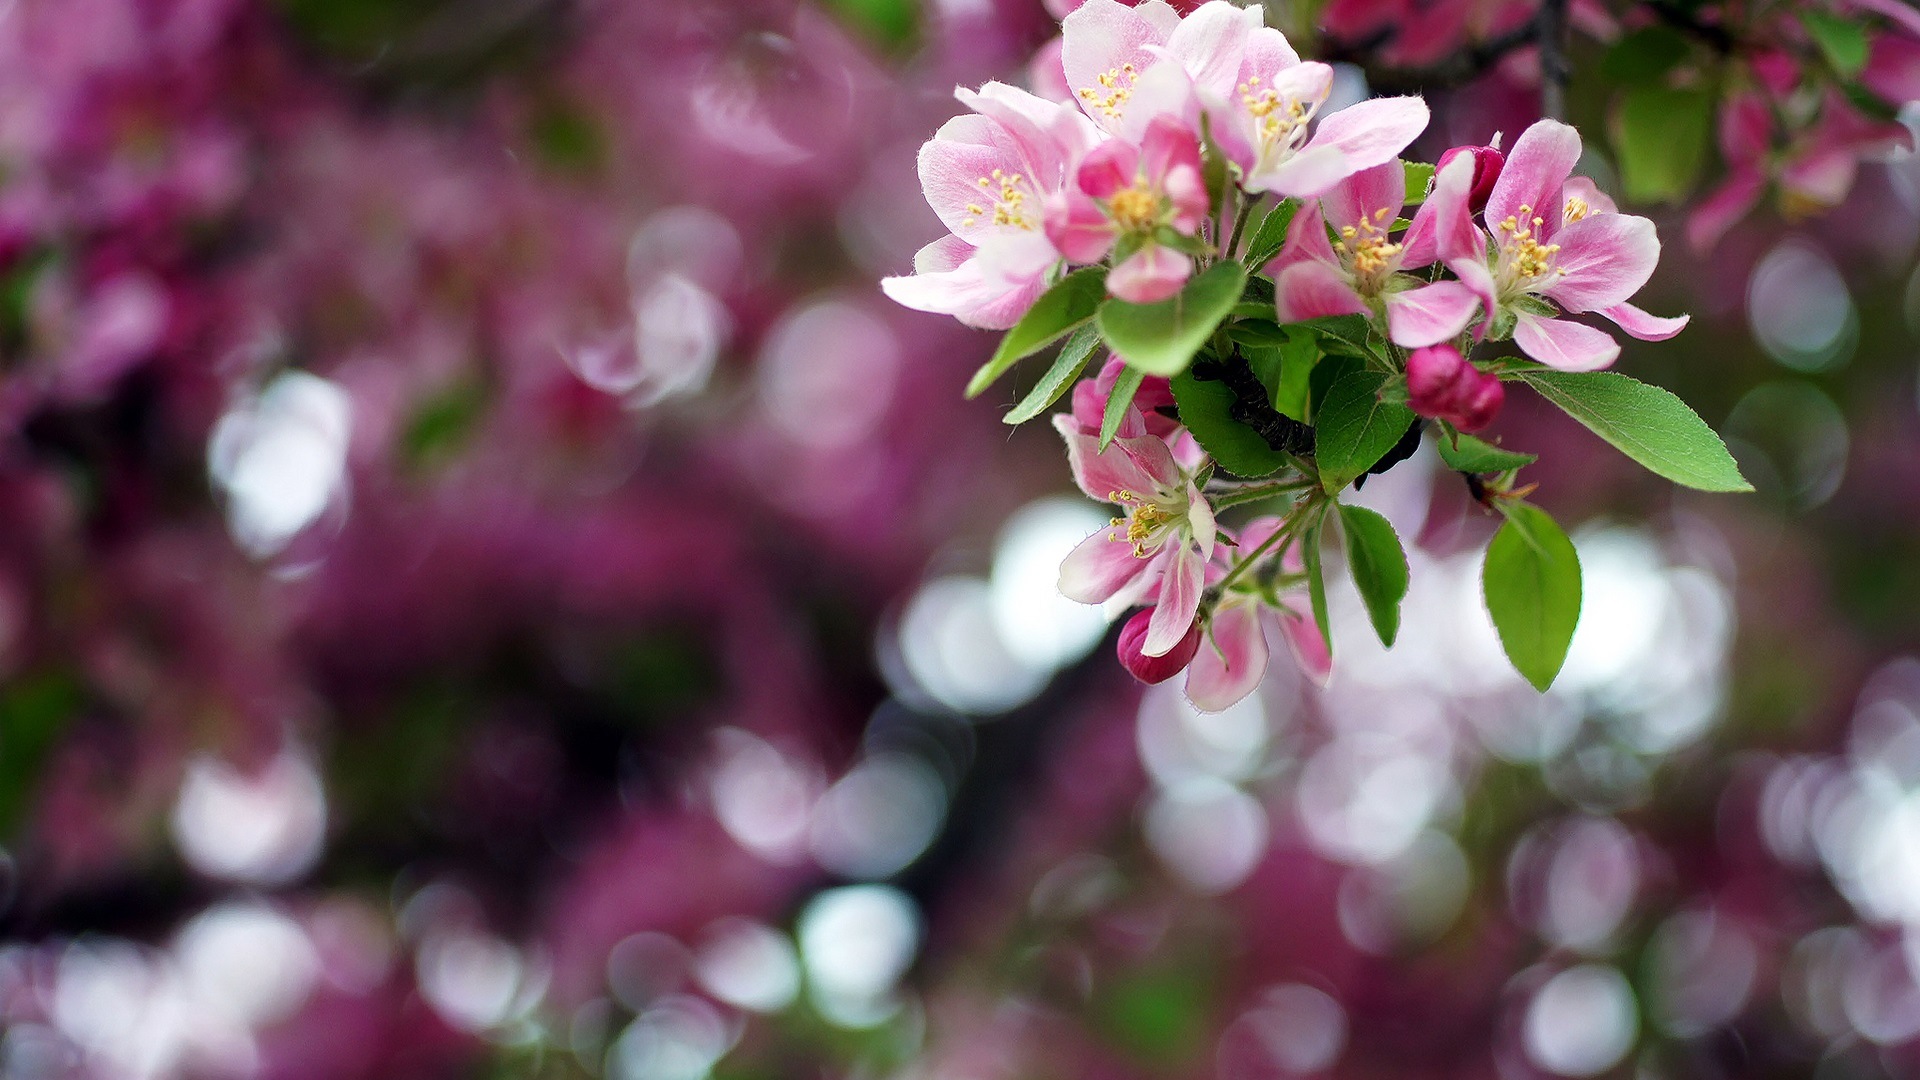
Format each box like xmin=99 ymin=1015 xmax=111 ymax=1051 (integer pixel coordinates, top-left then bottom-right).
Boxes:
xmin=1334 ymin=207 xmax=1403 ymax=294
xmin=1109 ymin=489 xmax=1180 ymax=557
xmin=1493 ymin=203 xmax=1566 ymax=295
xmin=1076 ymin=64 xmax=1137 ymax=121
xmin=1238 ymin=75 xmax=1316 ymax=165
xmin=1106 ymin=182 xmax=1161 ymax=234
xmin=963 ymin=169 xmax=1036 ymax=231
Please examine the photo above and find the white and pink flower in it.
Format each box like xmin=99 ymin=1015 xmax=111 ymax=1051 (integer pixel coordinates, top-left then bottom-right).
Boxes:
xmin=1266 ymin=159 xmax=1482 ymax=347
xmin=1046 ymin=116 xmax=1211 ymax=302
xmin=882 ymin=82 xmax=1099 ymax=329
xmin=1435 ymin=120 xmax=1689 ymax=371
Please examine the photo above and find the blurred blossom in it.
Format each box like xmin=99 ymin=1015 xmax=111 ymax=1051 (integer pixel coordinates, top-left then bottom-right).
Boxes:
xmin=1521 ymin=964 xmax=1639 ymax=1077
xmin=891 ymin=575 xmax=1049 ymax=715
xmin=418 ymin=929 xmax=541 ymax=1033
xmin=809 ymin=752 xmax=948 ymax=878
xmin=169 ymin=750 xmax=326 ymax=886
xmin=208 ymin=372 xmax=353 ymax=558
xmin=692 ymin=920 xmax=800 ymax=1014
xmin=797 ymin=885 xmax=919 ymax=1027
xmin=1144 ymin=776 xmax=1269 ymax=894
xmin=608 ymin=995 xmax=736 ymax=1080
xmin=1747 ymin=239 xmax=1858 ymax=372
xmin=1725 ymin=381 xmax=1851 ymax=509
xmin=989 ymin=498 xmax=1111 ymax=672
xmin=1336 ymin=830 xmax=1472 ymax=952
xmin=1645 ymin=909 xmax=1758 ymax=1037
xmin=174 ymin=902 xmax=319 ymax=1031
xmin=709 ymin=729 xmax=822 ymax=863
xmin=1220 ymin=983 xmax=1348 ymax=1076
xmin=1136 ymin=680 xmax=1274 ymax=788
xmin=758 ymin=299 xmax=900 ymax=450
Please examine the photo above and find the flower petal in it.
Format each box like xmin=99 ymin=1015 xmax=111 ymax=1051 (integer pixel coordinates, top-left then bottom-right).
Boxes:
xmin=1279 ymin=611 xmax=1332 ymax=686
xmin=1108 ymin=245 xmax=1193 ymax=303
xmin=1273 ymin=259 xmax=1370 ymax=322
xmin=1164 ymin=0 xmax=1262 ymax=99
xmin=1512 ymin=313 xmax=1620 ymax=371
xmin=1321 ymin=160 xmax=1406 ymax=236
xmin=1045 ymin=189 xmax=1116 ymax=264
xmin=1686 ymin=169 xmax=1766 ymax=254
xmin=1265 ymin=195 xmax=1339 ymax=273
xmin=1058 ymin=525 xmax=1150 ymax=603
xmin=1184 ymin=600 xmax=1270 ymax=711
xmin=881 ymin=238 xmax=1049 ymax=329
xmin=1385 ymin=280 xmax=1481 ymax=347
xmin=1055 ymin=413 xmax=1167 ymax=498
xmin=1598 ymin=302 xmax=1689 ymax=341
xmin=1296 ymin=95 xmax=1430 ymax=182
xmin=1485 ymin=119 xmax=1581 ymax=241
xmin=1541 ymin=212 xmax=1659 ymax=313
xmin=1144 ymin=544 xmax=1205 ymax=655
xmin=1062 ymin=0 xmax=1176 ymax=131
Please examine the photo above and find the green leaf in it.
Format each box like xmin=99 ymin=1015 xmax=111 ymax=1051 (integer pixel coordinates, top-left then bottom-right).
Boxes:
xmin=1100 ymin=366 xmax=1145 ymax=450
xmin=1170 ymin=370 xmax=1290 ymax=478
xmin=1296 ymin=313 xmax=1374 ymax=358
xmin=1519 ymin=370 xmax=1753 ymax=492
xmin=1802 ymin=11 xmax=1869 ymax=76
xmin=1612 ymin=85 xmax=1713 ymax=204
xmin=1601 ymin=25 xmax=1690 ymax=82
xmin=1313 ymin=368 xmax=1417 ymax=494
xmin=1482 ymin=502 xmax=1582 ymax=691
xmin=1437 ymin=431 xmax=1537 ymax=473
xmin=1097 ymin=262 xmax=1247 ymax=377
xmin=1303 ymin=514 xmax=1332 ymax=654
xmin=1242 ymin=199 xmax=1299 ymax=269
xmin=1003 ymin=325 xmax=1102 ymax=425
xmin=1270 ymin=328 xmax=1319 ymax=421
xmin=966 ymin=268 xmax=1107 ymax=398
xmin=1401 ymin=160 xmax=1435 ymax=206
xmin=1338 ymin=504 xmax=1409 ymax=647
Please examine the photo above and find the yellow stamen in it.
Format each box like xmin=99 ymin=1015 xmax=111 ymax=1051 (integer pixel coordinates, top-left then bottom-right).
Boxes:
xmin=1106 ymin=182 xmax=1160 ymax=233
xmin=1077 ymin=63 xmax=1136 ymax=121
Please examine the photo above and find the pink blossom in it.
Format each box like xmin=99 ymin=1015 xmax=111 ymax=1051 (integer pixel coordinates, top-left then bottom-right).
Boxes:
xmin=1435 ymin=142 xmax=1504 ymax=213
xmin=1267 ymin=160 xmax=1482 ymax=348
xmin=1060 ymin=0 xmax=1252 ymax=141
xmin=1046 ymin=116 xmax=1210 ymax=302
xmin=1405 ymin=343 xmax=1503 ymax=432
xmin=1055 ymin=411 xmax=1216 ymax=656
xmin=1438 ymin=119 xmax=1688 ymax=371
xmin=1183 ymin=520 xmax=1329 ymax=711
xmin=883 ymin=82 xmax=1100 ymax=328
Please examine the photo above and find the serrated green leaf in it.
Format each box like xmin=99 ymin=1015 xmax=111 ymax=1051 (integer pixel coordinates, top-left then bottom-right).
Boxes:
xmin=1099 ymin=365 xmax=1145 ymax=450
xmin=1338 ymin=504 xmax=1409 ymax=647
xmin=967 ymin=268 xmax=1107 ymax=398
xmin=1170 ymin=370 xmax=1290 ymax=478
xmin=1314 ymin=368 xmax=1417 ymax=494
xmin=1520 ymin=370 xmax=1753 ymax=492
xmin=1004 ymin=325 xmax=1102 ymax=425
xmin=1803 ymin=11 xmax=1869 ymax=76
xmin=1296 ymin=313 xmax=1374 ymax=358
xmin=1242 ymin=198 xmax=1299 ymax=269
xmin=1401 ymin=160 xmax=1435 ymax=206
xmin=1612 ymin=85 xmax=1713 ymax=204
xmin=1483 ymin=502 xmax=1581 ymax=691
xmin=1304 ymin=514 xmax=1332 ymax=654
xmin=1097 ymin=261 xmax=1247 ymax=377
xmin=1437 ymin=431 xmax=1537 ymax=473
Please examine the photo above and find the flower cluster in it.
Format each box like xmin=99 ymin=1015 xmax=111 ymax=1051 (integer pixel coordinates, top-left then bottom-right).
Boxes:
xmin=888 ymin=0 xmax=1748 ymax=711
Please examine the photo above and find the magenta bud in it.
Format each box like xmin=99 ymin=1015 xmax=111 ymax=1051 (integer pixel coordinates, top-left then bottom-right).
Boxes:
xmin=1454 ymin=373 xmax=1505 ymax=433
xmin=1405 ymin=344 xmax=1468 ymax=417
xmin=1437 ymin=144 xmax=1504 ymax=214
xmin=1116 ymin=608 xmax=1203 ymax=685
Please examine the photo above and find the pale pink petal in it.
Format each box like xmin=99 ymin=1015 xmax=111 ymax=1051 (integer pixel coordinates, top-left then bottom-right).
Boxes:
xmin=1117 ymin=430 xmax=1185 ymax=492
xmin=1062 ymin=0 xmax=1175 ymax=130
xmin=918 ymin=116 xmax=1025 ymax=240
xmin=1485 ymin=119 xmax=1581 ymax=241
xmin=1718 ymin=91 xmax=1772 ymax=167
xmin=1208 ymin=26 xmax=1303 ymax=171
xmin=1273 ymin=260 xmax=1369 ymax=322
xmin=956 ymin=82 xmax=1080 ymax=180
xmin=1265 ymin=196 xmax=1340 ymax=273
xmin=1076 ymin=137 xmax=1138 ymax=198
xmin=1028 ymin=36 xmax=1073 ymax=103
xmin=1598 ymin=302 xmax=1689 ymax=341
xmin=1108 ymin=245 xmax=1193 ymax=303
xmin=1113 ymin=56 xmax=1203 ymax=143
xmin=1321 ymin=160 xmax=1406 ymax=235
xmin=1293 ymin=95 xmax=1429 ymax=183
xmin=1384 ymin=281 xmax=1481 ymax=347
xmin=1512 ymin=313 xmax=1620 ymax=371
xmin=1560 ymin=176 xmax=1616 ymax=218
xmin=1144 ymin=544 xmax=1205 ymax=655
xmin=1164 ymin=1 xmax=1262 ymax=98
xmin=1055 ymin=414 xmax=1168 ymax=498
xmin=881 ymin=238 xmax=1048 ymax=330
xmin=1185 ymin=480 xmax=1216 ymax=559
xmin=1058 ymin=525 xmax=1151 ymax=603
xmin=1540 ymin=212 xmax=1659 ymax=312
xmin=1184 ymin=600 xmax=1270 ymax=711
xmin=1045 ymin=189 xmax=1116 ymax=263
xmin=1279 ymin=611 xmax=1332 ymax=686
xmin=1686 ymin=169 xmax=1765 ymax=254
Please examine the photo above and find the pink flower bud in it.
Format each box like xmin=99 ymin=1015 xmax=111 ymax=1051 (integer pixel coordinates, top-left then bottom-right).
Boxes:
xmin=1117 ymin=608 xmax=1202 ymax=684
xmin=1405 ymin=343 xmax=1468 ymax=416
xmin=1437 ymin=144 xmax=1505 ymax=214
xmin=1454 ymin=373 xmax=1505 ymax=433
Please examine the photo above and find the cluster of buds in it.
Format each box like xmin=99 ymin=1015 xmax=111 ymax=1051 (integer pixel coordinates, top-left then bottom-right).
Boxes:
xmin=887 ymin=0 xmax=1748 ymax=709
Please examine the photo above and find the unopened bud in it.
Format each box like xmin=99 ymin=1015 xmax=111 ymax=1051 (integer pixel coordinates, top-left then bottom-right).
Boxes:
xmin=1437 ymin=143 xmax=1504 ymax=214
xmin=1406 ymin=344 xmax=1504 ymax=432
xmin=1117 ymin=608 xmax=1203 ymax=684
